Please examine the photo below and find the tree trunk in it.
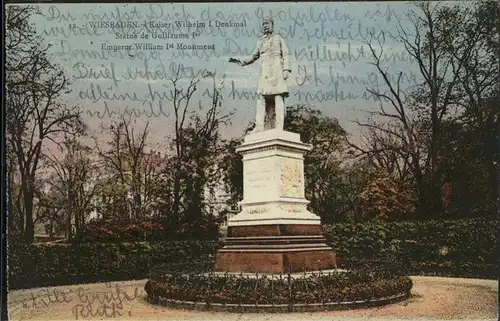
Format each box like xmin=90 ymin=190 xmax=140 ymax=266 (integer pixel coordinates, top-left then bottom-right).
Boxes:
xmin=485 ymin=114 xmax=499 ymax=215
xmin=18 ymin=193 xmax=24 ymax=234
xmin=24 ymin=189 xmax=34 ymax=243
xmin=458 ymin=174 xmax=472 ymax=219
xmin=170 ymin=170 xmax=182 ymax=239
xmin=74 ymin=208 xmax=81 ymax=241
xmin=67 ymin=187 xmax=76 ymax=239
xmin=7 ymin=172 xmax=14 ymax=232
xmin=133 ymin=189 xmax=141 ymax=219
xmin=66 ymin=210 xmax=73 ymax=239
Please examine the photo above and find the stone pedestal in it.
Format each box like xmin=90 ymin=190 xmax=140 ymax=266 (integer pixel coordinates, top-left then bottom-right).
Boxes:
xmin=215 ymin=129 xmax=337 ymax=273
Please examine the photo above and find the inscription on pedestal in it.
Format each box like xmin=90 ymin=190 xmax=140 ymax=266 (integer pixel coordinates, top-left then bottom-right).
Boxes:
xmin=247 ymin=206 xmax=268 ymax=214
xmin=277 ymin=204 xmax=305 ymax=213
xmin=280 ymin=158 xmax=303 ymax=198
xmin=245 ymin=159 xmax=274 ymax=191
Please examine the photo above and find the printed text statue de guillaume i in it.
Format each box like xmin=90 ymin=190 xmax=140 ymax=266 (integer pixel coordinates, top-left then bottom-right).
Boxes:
xmin=230 ymin=18 xmax=290 ymax=133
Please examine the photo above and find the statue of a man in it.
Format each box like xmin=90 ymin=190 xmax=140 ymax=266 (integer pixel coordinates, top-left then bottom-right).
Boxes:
xmin=230 ymin=18 xmax=290 ymax=133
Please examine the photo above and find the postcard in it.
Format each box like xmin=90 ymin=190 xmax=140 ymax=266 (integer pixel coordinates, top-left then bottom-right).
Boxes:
xmin=5 ymin=1 xmax=498 ymax=320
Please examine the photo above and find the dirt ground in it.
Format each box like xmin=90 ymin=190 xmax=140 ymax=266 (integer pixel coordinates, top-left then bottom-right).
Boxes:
xmin=8 ymin=276 xmax=498 ymax=321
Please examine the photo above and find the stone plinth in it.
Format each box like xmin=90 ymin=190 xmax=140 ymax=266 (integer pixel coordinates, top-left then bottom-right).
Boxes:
xmin=215 ymin=129 xmax=337 ymax=273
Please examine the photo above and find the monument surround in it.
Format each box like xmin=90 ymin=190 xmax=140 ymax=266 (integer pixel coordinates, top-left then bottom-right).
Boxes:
xmin=215 ymin=129 xmax=337 ymax=273
xmin=145 ymin=16 xmax=412 ymax=313
xmin=216 ymin=17 xmax=336 ymax=274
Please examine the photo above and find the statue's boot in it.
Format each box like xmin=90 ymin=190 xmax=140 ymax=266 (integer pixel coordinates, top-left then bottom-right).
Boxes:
xmin=249 ymin=95 xmax=266 ymax=134
xmin=249 ymin=126 xmax=263 ymax=134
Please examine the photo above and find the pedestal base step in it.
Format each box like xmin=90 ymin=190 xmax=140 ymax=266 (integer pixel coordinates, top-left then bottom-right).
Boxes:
xmin=228 ymin=224 xmax=323 ymax=237
xmin=215 ymin=249 xmax=337 ymax=274
xmin=224 ymin=235 xmax=328 ymax=246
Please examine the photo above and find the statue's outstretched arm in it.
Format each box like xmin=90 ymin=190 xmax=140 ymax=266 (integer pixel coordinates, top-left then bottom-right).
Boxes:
xmin=240 ymin=39 xmax=262 ymax=66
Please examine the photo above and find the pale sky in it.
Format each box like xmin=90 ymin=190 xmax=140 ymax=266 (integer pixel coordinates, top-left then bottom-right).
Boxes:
xmin=26 ymin=2 xmax=428 ymax=151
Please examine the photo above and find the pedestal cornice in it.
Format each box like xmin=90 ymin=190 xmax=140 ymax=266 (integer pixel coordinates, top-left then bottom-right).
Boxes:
xmin=236 ymin=129 xmax=312 ymax=155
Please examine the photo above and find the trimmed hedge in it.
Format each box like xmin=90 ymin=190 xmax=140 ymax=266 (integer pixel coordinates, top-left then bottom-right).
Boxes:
xmin=8 ymin=218 xmax=497 ymax=289
xmin=324 ymin=218 xmax=498 ymax=276
xmin=8 ymin=241 xmax=221 ymax=289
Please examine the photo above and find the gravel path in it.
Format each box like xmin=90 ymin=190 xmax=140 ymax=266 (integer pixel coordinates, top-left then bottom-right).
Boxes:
xmin=8 ymin=276 xmax=498 ymax=321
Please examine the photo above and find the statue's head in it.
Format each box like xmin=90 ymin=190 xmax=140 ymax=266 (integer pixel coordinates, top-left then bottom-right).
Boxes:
xmin=262 ymin=18 xmax=274 ymax=34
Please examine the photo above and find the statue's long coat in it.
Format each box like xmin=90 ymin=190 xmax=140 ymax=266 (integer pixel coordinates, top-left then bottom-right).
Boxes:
xmin=241 ymin=34 xmax=290 ymax=97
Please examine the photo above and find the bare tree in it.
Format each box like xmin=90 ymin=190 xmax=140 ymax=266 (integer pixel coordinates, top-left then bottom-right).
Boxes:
xmin=349 ymin=115 xmax=415 ymax=183
xmin=164 ymin=68 xmax=232 ymax=238
xmin=445 ymin=1 xmax=499 ymax=211
xmin=41 ymin=133 xmax=101 ymax=239
xmin=94 ymin=116 xmax=162 ymax=221
xmin=7 ymin=145 xmax=22 ymax=233
xmin=350 ymin=1 xmax=487 ymax=218
xmin=169 ymin=72 xmax=200 ymax=224
xmin=6 ymin=5 xmax=85 ymax=242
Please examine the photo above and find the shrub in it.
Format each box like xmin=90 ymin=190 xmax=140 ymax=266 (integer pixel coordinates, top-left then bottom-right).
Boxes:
xmin=80 ymin=214 xmax=222 ymax=243
xmin=145 ymin=270 xmax=412 ymax=308
xmin=80 ymin=218 xmax=166 ymax=243
xmin=8 ymin=241 xmax=222 ymax=289
xmin=8 ymin=218 xmax=497 ymax=289
xmin=323 ymin=218 xmax=498 ymax=278
xmin=358 ymin=171 xmax=416 ymax=220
